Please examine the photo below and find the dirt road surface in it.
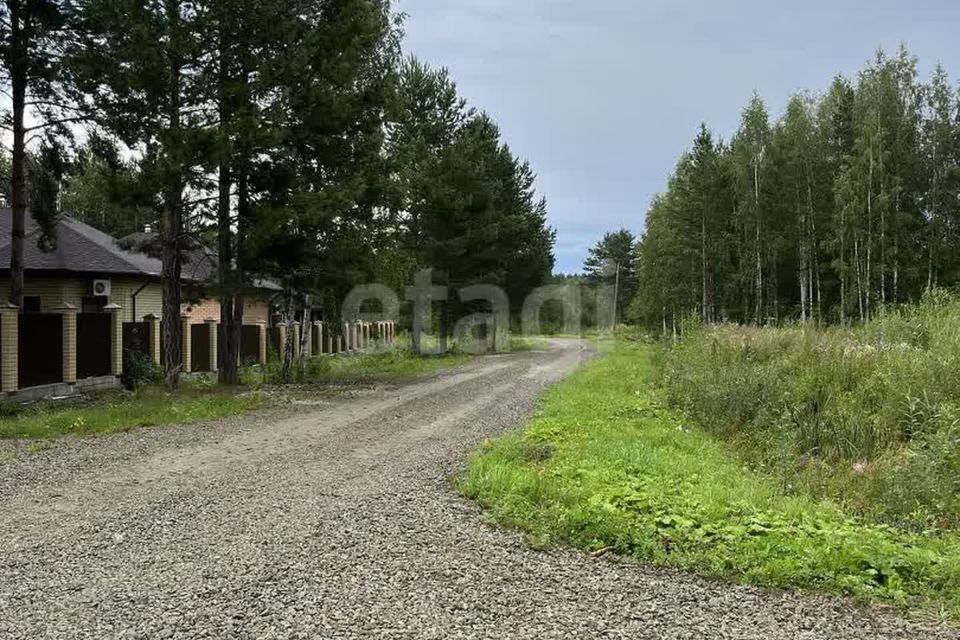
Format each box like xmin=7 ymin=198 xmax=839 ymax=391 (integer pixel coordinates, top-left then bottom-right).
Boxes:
xmin=0 ymin=341 xmax=954 ymax=639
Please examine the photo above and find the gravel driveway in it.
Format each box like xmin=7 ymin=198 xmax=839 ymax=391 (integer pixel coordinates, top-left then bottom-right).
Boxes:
xmin=0 ymin=341 xmax=955 ymax=639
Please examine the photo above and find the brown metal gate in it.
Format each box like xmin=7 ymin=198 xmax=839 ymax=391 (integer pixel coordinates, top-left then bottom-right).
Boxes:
xmin=241 ymin=325 xmax=260 ymax=364
xmin=123 ymin=322 xmax=152 ymax=369
xmin=268 ymin=326 xmax=282 ymax=359
xmin=191 ymin=324 xmax=211 ymax=372
xmin=19 ymin=313 xmax=63 ymax=388
xmin=77 ymin=313 xmax=112 ymax=379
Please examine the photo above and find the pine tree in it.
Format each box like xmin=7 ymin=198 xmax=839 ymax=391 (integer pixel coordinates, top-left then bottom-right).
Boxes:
xmin=72 ymin=0 xmax=209 ymax=387
xmin=1 ymin=0 xmax=75 ymax=305
xmin=583 ymin=229 xmax=638 ymax=324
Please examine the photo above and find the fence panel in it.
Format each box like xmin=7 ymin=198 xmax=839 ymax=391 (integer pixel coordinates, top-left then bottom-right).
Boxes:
xmin=241 ymin=325 xmax=260 ymax=364
xmin=77 ymin=313 xmax=112 ymax=379
xmin=123 ymin=322 xmax=152 ymax=370
xmin=268 ymin=327 xmax=282 ymax=359
xmin=191 ymin=324 xmax=211 ymax=372
xmin=19 ymin=313 xmax=63 ymax=388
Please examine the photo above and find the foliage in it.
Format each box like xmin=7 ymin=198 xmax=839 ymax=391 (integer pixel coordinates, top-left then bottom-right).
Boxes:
xmin=658 ymin=290 xmax=960 ymax=530
xmin=633 ymin=46 xmax=960 ymax=330
xmin=386 ymin=60 xmax=556 ymax=325
xmin=120 ymin=351 xmax=165 ymax=390
xmin=460 ymin=342 xmax=960 ymax=617
xmin=583 ymin=229 xmax=639 ymax=324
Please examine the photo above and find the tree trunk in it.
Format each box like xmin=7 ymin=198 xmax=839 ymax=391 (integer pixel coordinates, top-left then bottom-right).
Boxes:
xmin=161 ymin=189 xmax=183 ymax=387
xmin=8 ymin=0 xmax=27 ymax=308
xmin=439 ymin=301 xmax=448 ymax=353
xmin=754 ymin=158 xmax=763 ymax=324
xmin=161 ymin=0 xmax=185 ymax=389
xmin=281 ymin=297 xmax=294 ymax=383
xmin=298 ymin=295 xmax=310 ymax=378
xmin=411 ymin=304 xmax=422 ymax=355
xmin=216 ymin=58 xmax=237 ymax=384
xmin=217 ymin=161 xmax=236 ymax=384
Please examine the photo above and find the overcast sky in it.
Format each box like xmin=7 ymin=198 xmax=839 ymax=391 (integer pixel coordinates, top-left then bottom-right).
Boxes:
xmin=396 ymin=0 xmax=960 ymax=274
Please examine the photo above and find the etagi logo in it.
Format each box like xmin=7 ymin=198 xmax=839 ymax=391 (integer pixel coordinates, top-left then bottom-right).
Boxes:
xmin=341 ymin=269 xmax=618 ymax=355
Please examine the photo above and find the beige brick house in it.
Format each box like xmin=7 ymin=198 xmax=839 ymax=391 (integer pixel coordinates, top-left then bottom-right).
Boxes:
xmin=0 ymin=209 xmax=279 ymax=325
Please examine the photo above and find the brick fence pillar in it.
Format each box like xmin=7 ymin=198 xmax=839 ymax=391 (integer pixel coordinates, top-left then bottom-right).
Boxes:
xmin=342 ymin=322 xmax=350 ymax=351
xmin=0 ymin=304 xmax=18 ymax=393
xmin=144 ymin=314 xmax=161 ymax=364
xmin=314 ymin=321 xmax=323 ymax=355
xmin=56 ymin=303 xmax=78 ymax=384
xmin=181 ymin=315 xmax=192 ymax=373
xmin=205 ymin=318 xmax=218 ymax=372
xmin=103 ymin=303 xmax=124 ymax=376
xmin=257 ymin=321 xmax=267 ymax=365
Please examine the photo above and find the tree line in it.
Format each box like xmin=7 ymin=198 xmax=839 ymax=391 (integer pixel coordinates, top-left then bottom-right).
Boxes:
xmin=0 ymin=0 xmax=555 ymax=385
xmin=622 ymin=46 xmax=960 ymax=330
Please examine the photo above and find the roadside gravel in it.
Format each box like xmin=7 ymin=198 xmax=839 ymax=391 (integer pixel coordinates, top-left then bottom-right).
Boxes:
xmin=0 ymin=341 xmax=955 ymax=639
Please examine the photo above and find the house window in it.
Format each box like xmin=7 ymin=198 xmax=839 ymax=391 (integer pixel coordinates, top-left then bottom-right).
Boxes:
xmin=82 ymin=296 xmax=107 ymax=314
xmin=22 ymin=296 xmax=41 ymax=314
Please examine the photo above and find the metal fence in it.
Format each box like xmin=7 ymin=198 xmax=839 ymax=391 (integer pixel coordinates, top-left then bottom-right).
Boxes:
xmin=191 ymin=324 xmax=211 ymax=373
xmin=19 ymin=314 xmax=63 ymax=388
xmin=77 ymin=313 xmax=112 ymax=379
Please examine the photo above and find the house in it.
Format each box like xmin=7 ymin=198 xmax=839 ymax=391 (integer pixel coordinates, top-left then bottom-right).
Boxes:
xmin=0 ymin=209 xmax=282 ymax=395
xmin=0 ymin=209 xmax=279 ymax=325
xmin=0 ymin=209 xmax=394 ymax=396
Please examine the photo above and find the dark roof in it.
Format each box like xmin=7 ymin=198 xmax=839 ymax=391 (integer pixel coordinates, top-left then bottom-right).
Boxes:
xmin=119 ymin=230 xmax=217 ymax=283
xmin=0 ymin=210 xmax=280 ymax=291
xmin=119 ymin=231 xmax=281 ymax=292
xmin=0 ymin=208 xmax=161 ymax=276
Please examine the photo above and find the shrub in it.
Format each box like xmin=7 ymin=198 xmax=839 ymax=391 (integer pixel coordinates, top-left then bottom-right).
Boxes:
xmin=657 ymin=292 xmax=960 ymax=530
xmin=120 ymin=352 xmax=164 ymax=390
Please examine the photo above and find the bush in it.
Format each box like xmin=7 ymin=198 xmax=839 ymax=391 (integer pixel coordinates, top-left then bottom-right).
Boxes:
xmin=657 ymin=292 xmax=960 ymax=530
xmin=120 ymin=351 xmax=164 ymax=390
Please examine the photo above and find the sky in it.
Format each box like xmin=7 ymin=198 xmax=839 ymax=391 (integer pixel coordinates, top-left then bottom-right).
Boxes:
xmin=396 ymin=0 xmax=960 ymax=274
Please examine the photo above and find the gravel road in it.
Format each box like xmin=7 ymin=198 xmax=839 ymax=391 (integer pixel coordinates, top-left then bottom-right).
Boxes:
xmin=0 ymin=341 xmax=955 ymax=639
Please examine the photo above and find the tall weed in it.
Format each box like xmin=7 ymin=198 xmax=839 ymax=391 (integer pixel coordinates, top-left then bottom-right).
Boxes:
xmin=658 ymin=291 xmax=960 ymax=530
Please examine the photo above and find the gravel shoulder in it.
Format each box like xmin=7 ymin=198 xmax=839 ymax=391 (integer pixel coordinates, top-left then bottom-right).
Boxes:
xmin=0 ymin=341 xmax=955 ymax=639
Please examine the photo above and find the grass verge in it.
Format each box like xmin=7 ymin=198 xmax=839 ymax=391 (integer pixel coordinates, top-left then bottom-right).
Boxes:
xmin=458 ymin=342 xmax=960 ymax=618
xmin=0 ymin=386 xmax=265 ymax=440
xmin=2 ymin=344 xmax=470 ymax=441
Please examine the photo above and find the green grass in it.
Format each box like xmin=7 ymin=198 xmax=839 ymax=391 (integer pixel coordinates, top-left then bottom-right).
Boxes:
xmin=0 ymin=387 xmax=265 ymax=440
xmin=459 ymin=342 xmax=960 ymax=618
xmin=510 ymin=336 xmax=552 ymax=351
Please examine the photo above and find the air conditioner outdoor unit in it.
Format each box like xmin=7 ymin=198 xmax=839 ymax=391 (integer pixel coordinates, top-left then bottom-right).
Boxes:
xmin=92 ymin=279 xmax=112 ymax=297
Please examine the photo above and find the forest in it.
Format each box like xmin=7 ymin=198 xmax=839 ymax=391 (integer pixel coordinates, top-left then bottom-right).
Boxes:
xmin=619 ymin=46 xmax=960 ymax=330
xmin=0 ymin=0 xmax=556 ymax=386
